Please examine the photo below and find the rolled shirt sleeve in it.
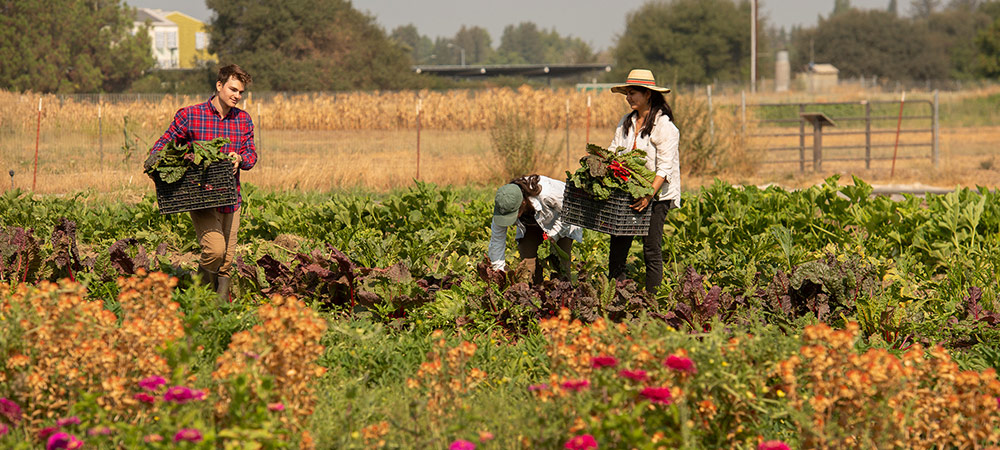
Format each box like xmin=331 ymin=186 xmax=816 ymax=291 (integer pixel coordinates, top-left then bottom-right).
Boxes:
xmin=239 ymin=119 xmax=258 ymax=170
xmin=487 ymin=218 xmax=509 ymax=271
xmin=650 ymin=119 xmax=679 ymax=179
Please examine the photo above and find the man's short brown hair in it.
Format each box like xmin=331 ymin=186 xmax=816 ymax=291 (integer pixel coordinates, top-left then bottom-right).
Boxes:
xmin=217 ymin=64 xmax=252 ymax=87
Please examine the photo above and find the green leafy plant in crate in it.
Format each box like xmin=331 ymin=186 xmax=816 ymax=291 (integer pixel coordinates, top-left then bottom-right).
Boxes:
xmin=566 ymin=144 xmax=656 ymax=200
xmin=143 ymin=137 xmax=234 ymax=183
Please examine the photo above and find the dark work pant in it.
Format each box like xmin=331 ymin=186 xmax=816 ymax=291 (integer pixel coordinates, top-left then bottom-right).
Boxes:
xmin=608 ymin=200 xmax=672 ymax=293
xmin=518 ymin=225 xmax=573 ymax=285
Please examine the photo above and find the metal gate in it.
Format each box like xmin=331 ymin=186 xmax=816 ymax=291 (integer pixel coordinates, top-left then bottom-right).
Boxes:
xmin=747 ymin=93 xmax=939 ymax=172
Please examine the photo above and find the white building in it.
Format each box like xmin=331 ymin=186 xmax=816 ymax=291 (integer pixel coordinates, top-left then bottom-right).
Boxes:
xmin=133 ymin=8 xmax=179 ymax=69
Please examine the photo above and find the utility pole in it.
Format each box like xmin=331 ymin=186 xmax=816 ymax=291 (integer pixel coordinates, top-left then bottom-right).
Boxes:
xmin=750 ymin=0 xmax=757 ymax=93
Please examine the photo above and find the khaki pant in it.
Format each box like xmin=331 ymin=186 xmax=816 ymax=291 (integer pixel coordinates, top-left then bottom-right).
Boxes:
xmin=518 ymin=225 xmax=573 ymax=285
xmin=190 ymin=207 xmax=241 ymax=276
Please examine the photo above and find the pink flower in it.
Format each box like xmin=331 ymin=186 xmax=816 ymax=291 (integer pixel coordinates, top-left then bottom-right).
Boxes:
xmin=46 ymin=432 xmax=83 ymax=450
xmin=267 ymin=402 xmax=285 ymax=412
xmin=478 ymin=431 xmax=494 ymax=442
xmin=640 ymin=386 xmax=673 ymax=404
xmin=138 ymin=375 xmax=168 ymax=392
xmin=174 ymin=428 xmax=203 ymax=443
xmin=87 ymin=426 xmax=113 ymax=436
xmin=38 ymin=426 xmax=59 ymax=440
xmin=164 ymin=385 xmax=206 ymax=404
xmin=56 ymin=416 xmax=80 ymax=427
xmin=0 ymin=397 xmax=22 ymax=425
xmin=664 ymin=355 xmax=697 ymax=374
xmin=528 ymin=383 xmax=550 ymax=391
xmin=591 ymin=355 xmax=618 ymax=369
xmin=133 ymin=392 xmax=156 ymax=404
xmin=449 ymin=439 xmax=476 ymax=450
xmin=0 ymin=423 xmax=8 ymax=436
xmin=144 ymin=434 xmax=164 ymax=443
xmin=564 ymin=434 xmax=599 ymax=450
xmin=561 ymin=379 xmax=590 ymax=392
xmin=618 ymin=369 xmax=649 ymax=381
xmin=758 ymin=441 xmax=791 ymax=450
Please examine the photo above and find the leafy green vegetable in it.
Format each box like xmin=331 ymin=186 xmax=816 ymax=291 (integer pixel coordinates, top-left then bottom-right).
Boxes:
xmin=143 ymin=137 xmax=233 ymax=184
xmin=566 ymin=144 xmax=656 ymax=200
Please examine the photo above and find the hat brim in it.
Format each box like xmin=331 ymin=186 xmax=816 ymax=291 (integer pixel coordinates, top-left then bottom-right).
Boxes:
xmin=611 ymin=84 xmax=671 ymax=94
xmin=493 ymin=210 xmax=518 ymax=227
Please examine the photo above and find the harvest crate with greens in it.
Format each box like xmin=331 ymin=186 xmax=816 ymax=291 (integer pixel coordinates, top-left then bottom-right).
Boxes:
xmin=143 ymin=138 xmax=238 ymax=214
xmin=562 ymin=144 xmax=654 ymax=236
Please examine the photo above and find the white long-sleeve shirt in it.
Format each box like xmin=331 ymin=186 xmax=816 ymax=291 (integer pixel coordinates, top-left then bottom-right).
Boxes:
xmin=487 ymin=176 xmax=584 ymax=271
xmin=607 ymin=110 xmax=681 ymax=205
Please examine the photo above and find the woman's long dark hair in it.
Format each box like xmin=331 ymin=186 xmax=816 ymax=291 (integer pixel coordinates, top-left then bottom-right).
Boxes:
xmin=623 ymin=87 xmax=674 ymax=138
xmin=509 ymin=174 xmax=542 ymax=198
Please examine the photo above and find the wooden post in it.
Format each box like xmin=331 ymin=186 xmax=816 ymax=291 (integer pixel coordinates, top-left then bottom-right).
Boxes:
xmin=813 ymin=122 xmax=822 ymax=172
xmin=32 ymin=98 xmax=41 ymax=191
xmin=256 ymin=103 xmax=262 ymax=151
xmin=565 ymin=99 xmax=570 ymax=169
xmin=707 ymin=85 xmax=714 ymax=143
xmin=932 ymin=90 xmax=939 ymax=168
xmin=864 ymin=100 xmax=871 ymax=169
xmin=98 ymin=101 xmax=103 ymax=171
xmin=416 ymin=98 xmax=422 ymax=181
xmin=585 ymin=95 xmax=591 ymax=145
xmin=798 ymin=104 xmax=805 ymax=173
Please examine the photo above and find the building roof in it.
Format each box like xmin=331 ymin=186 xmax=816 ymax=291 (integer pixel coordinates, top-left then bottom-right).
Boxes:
xmin=808 ymin=63 xmax=839 ymax=74
xmin=133 ymin=8 xmax=174 ymax=27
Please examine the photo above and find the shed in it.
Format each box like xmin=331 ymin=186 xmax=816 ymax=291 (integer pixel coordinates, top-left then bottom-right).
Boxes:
xmin=797 ymin=63 xmax=839 ymax=93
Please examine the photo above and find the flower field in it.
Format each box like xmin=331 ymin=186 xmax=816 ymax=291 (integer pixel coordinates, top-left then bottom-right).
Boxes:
xmin=3 ymin=176 xmax=1000 ymax=448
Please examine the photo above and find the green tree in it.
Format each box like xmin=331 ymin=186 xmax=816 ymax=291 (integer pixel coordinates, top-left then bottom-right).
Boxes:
xmin=496 ymin=22 xmax=547 ymax=64
xmin=391 ymin=24 xmax=434 ymax=64
xmin=834 ymin=0 xmax=852 ymax=15
xmin=454 ymin=26 xmax=493 ymax=64
xmin=0 ymin=0 xmax=153 ymax=93
xmin=927 ymin=5 xmax=993 ymax=78
xmin=911 ymin=0 xmax=941 ymax=18
xmin=889 ymin=0 xmax=899 ymax=15
xmin=792 ymin=9 xmax=949 ymax=80
xmin=613 ymin=0 xmax=756 ymax=85
xmin=206 ymin=0 xmax=418 ymax=90
xmin=976 ymin=17 xmax=1000 ymax=76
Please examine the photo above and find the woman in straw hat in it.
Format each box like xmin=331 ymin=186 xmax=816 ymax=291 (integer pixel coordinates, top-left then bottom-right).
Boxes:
xmin=488 ymin=174 xmax=583 ymax=284
xmin=606 ymin=68 xmax=681 ymax=293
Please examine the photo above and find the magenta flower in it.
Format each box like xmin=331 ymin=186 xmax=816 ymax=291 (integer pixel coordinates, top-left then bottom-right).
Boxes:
xmin=46 ymin=432 xmax=83 ymax=450
xmin=87 ymin=426 xmax=113 ymax=436
xmin=133 ymin=392 xmax=157 ymax=404
xmin=528 ymin=383 xmax=550 ymax=392
xmin=56 ymin=416 xmax=80 ymax=427
xmin=561 ymin=379 xmax=590 ymax=392
xmin=38 ymin=426 xmax=59 ymax=440
xmin=0 ymin=423 xmax=8 ymax=436
xmin=449 ymin=439 xmax=476 ymax=450
xmin=758 ymin=440 xmax=791 ymax=450
xmin=267 ymin=402 xmax=285 ymax=412
xmin=591 ymin=355 xmax=618 ymax=369
xmin=144 ymin=433 xmax=164 ymax=443
xmin=163 ymin=385 xmax=206 ymax=404
xmin=664 ymin=355 xmax=697 ymax=374
xmin=138 ymin=375 xmax=168 ymax=392
xmin=174 ymin=428 xmax=204 ymax=443
xmin=564 ymin=434 xmax=599 ymax=450
xmin=0 ymin=397 xmax=22 ymax=425
xmin=618 ymin=369 xmax=649 ymax=381
xmin=640 ymin=386 xmax=673 ymax=404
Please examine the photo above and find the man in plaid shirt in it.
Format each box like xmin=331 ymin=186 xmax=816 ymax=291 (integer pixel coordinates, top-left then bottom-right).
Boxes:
xmin=149 ymin=64 xmax=257 ymax=300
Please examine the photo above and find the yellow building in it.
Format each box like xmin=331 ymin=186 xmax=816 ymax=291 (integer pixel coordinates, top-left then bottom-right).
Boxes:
xmin=164 ymin=11 xmax=217 ymax=69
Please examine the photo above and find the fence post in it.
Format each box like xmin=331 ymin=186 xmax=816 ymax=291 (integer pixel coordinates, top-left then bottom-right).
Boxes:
xmin=707 ymin=85 xmax=714 ymax=143
xmin=33 ymin=98 xmax=42 ymax=191
xmin=565 ymin=99 xmax=570 ymax=169
xmin=798 ymin=104 xmax=805 ymax=173
xmin=256 ymin=103 xmax=262 ymax=152
xmin=585 ymin=95 xmax=591 ymax=145
xmin=98 ymin=100 xmax=103 ymax=171
xmin=932 ymin=90 xmax=939 ymax=168
xmin=740 ymin=90 xmax=746 ymax=136
xmin=416 ymin=98 xmax=422 ymax=181
xmin=864 ymin=100 xmax=871 ymax=170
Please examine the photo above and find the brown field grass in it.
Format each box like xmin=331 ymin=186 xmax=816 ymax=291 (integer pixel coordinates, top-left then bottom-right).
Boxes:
xmin=2 ymin=86 xmax=999 ymax=199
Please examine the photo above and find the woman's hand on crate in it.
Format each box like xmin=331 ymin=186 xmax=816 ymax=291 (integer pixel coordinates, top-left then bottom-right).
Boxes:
xmin=631 ymin=195 xmax=652 ymax=212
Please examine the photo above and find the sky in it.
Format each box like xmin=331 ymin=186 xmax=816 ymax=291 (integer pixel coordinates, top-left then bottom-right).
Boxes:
xmin=126 ymin=0 xmax=894 ymax=51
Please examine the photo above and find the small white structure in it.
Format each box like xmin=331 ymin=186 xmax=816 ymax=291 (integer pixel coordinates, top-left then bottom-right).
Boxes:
xmin=133 ymin=8 xmax=179 ymax=69
xmin=775 ymin=51 xmax=790 ymax=92
xmin=797 ymin=63 xmax=839 ymax=93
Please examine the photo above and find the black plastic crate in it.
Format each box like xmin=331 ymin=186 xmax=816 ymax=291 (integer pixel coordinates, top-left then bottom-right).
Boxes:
xmin=562 ymin=181 xmax=651 ymax=236
xmin=152 ymin=161 xmax=237 ymax=214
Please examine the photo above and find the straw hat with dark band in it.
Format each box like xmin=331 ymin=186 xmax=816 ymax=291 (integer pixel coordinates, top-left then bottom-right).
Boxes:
xmin=610 ymin=69 xmax=671 ymax=94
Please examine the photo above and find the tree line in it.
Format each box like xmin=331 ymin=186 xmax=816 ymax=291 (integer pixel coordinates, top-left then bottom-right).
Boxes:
xmin=3 ymin=0 xmax=1000 ymax=93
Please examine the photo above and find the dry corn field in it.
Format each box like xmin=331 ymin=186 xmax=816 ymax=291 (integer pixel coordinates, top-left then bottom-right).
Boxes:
xmin=1 ymin=85 xmax=999 ymax=197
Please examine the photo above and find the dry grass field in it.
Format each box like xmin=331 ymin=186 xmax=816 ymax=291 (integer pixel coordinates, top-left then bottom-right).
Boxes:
xmin=1 ymin=85 xmax=999 ymax=200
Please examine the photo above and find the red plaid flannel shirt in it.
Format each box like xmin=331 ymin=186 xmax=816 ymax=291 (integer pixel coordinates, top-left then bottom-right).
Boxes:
xmin=149 ymin=96 xmax=257 ymax=213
